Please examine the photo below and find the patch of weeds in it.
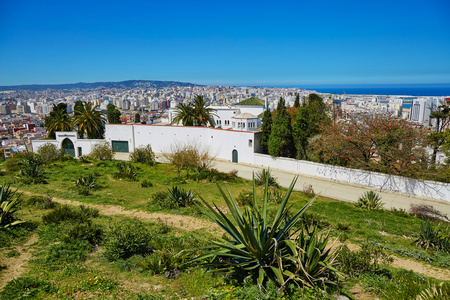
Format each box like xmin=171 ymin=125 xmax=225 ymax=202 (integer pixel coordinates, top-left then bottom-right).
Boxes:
xmin=141 ymin=179 xmax=153 ymax=188
xmin=0 ymin=277 xmax=54 ymax=300
xmin=149 ymin=191 xmax=176 ymax=209
xmin=103 ymin=220 xmax=153 ymax=261
xmin=236 ymin=191 xmax=253 ymax=207
xmin=61 ymin=221 xmax=103 ymax=245
xmin=42 ymin=239 xmax=92 ymax=267
xmin=390 ymin=207 xmax=411 ymax=218
xmin=410 ymin=204 xmax=449 ymax=222
xmin=79 ymin=275 xmax=118 ymax=292
xmin=0 ymin=222 xmax=37 ymax=249
xmin=6 ymin=249 xmax=20 ymax=257
xmin=338 ymin=240 xmax=393 ymax=277
xmin=302 ymin=183 xmax=315 ymax=197
xmin=114 ymin=161 xmax=137 ymax=181
xmin=42 ymin=204 xmax=99 ymax=225
xmin=22 ymin=195 xmax=56 ymax=209
xmin=384 ymin=245 xmax=450 ymax=269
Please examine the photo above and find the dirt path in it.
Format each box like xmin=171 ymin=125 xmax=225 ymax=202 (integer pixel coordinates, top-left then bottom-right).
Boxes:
xmin=21 ymin=191 xmax=220 ymax=234
xmin=18 ymin=191 xmax=450 ymax=282
xmin=0 ymin=233 xmax=38 ymax=291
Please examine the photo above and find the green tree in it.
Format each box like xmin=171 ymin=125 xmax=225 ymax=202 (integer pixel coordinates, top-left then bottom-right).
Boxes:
xmin=260 ymin=109 xmax=272 ymax=154
xmin=293 ymin=94 xmax=300 ymax=108
xmin=292 ymin=106 xmax=310 ymax=159
xmin=107 ymin=103 xmax=121 ymax=124
xmin=268 ymin=98 xmax=295 ymax=158
xmin=44 ymin=104 xmax=72 ymax=139
xmin=429 ymin=104 xmax=450 ymax=165
xmin=134 ymin=113 xmax=140 ymax=123
xmin=73 ymin=101 xmax=105 ymax=139
xmin=306 ymin=93 xmax=330 ymax=136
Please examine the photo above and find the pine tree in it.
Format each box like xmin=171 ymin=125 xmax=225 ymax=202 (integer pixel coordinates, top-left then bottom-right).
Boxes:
xmin=260 ymin=109 xmax=272 ymax=154
xmin=268 ymin=98 xmax=295 ymax=158
xmin=135 ymin=113 xmax=141 ymax=123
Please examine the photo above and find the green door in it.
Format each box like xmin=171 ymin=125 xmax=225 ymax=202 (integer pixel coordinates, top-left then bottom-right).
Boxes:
xmin=112 ymin=141 xmax=129 ymax=153
xmin=62 ymin=138 xmax=75 ymax=156
xmin=232 ymin=150 xmax=238 ymax=163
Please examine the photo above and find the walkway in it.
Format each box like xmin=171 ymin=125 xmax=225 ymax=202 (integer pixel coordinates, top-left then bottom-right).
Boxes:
xmin=114 ymin=152 xmax=450 ymax=216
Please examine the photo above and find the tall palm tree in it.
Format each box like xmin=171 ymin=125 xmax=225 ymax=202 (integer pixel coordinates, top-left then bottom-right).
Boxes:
xmin=73 ymin=101 xmax=106 ymax=139
xmin=44 ymin=108 xmax=72 ymax=138
xmin=171 ymin=102 xmax=195 ymax=126
xmin=192 ymin=95 xmax=217 ymax=126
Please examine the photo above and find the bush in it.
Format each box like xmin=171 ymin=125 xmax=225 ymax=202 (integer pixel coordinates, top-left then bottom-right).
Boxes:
xmin=114 ymin=162 xmax=137 ymax=180
xmin=23 ymin=195 xmax=56 ymax=209
xmin=3 ymin=153 xmax=26 ymax=173
xmin=166 ymin=186 xmax=195 ymax=208
xmin=42 ymin=204 xmax=99 ymax=225
xmin=415 ymin=221 xmax=450 ymax=253
xmin=410 ymin=204 xmax=449 ymax=222
xmin=36 ymin=143 xmax=63 ymax=164
xmin=18 ymin=153 xmax=46 ymax=184
xmin=141 ymin=179 xmax=153 ymax=188
xmin=75 ymin=174 xmax=98 ymax=195
xmin=338 ymin=241 xmax=393 ymax=277
xmin=355 ymin=191 xmax=383 ymax=210
xmin=79 ymin=155 xmax=90 ymax=163
xmin=103 ymin=221 xmax=153 ymax=261
xmin=44 ymin=239 xmax=92 ymax=265
xmin=236 ymin=191 xmax=253 ymax=207
xmin=255 ymin=168 xmax=278 ymax=187
xmin=61 ymin=222 xmax=103 ymax=245
xmin=0 ymin=183 xmax=24 ymax=228
xmin=89 ymin=141 xmax=115 ymax=160
xmin=130 ymin=145 xmax=156 ymax=166
xmin=150 ymin=191 xmax=176 ymax=209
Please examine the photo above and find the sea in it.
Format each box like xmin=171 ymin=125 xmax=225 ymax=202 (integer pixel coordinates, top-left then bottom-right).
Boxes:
xmin=276 ymin=84 xmax=450 ymax=97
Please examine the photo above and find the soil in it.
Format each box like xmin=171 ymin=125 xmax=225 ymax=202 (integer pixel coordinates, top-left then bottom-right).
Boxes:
xmin=0 ymin=233 xmax=38 ymax=291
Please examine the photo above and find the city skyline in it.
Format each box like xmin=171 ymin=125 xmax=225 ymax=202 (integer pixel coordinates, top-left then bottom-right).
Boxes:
xmin=1 ymin=0 xmax=450 ymax=86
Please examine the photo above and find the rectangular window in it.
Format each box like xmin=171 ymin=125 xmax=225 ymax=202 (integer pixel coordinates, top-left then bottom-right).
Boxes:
xmin=225 ymin=120 xmax=230 ymax=125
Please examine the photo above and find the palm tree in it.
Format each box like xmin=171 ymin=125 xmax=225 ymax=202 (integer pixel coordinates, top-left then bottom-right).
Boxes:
xmin=171 ymin=102 xmax=195 ymax=126
xmin=44 ymin=108 xmax=72 ymax=138
xmin=192 ymin=95 xmax=217 ymax=126
xmin=73 ymin=101 xmax=106 ymax=139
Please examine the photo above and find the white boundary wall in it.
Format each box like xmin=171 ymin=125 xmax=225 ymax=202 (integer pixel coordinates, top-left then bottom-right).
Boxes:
xmin=253 ymin=154 xmax=450 ymax=202
xmin=105 ymin=124 xmax=261 ymax=164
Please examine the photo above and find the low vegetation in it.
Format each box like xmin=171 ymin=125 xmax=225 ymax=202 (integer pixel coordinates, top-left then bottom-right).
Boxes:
xmin=0 ymin=156 xmax=448 ymax=299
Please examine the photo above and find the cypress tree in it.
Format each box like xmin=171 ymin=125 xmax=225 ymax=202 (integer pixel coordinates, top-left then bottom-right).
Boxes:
xmin=294 ymin=94 xmax=300 ymax=108
xmin=268 ymin=97 xmax=295 ymax=158
xmin=292 ymin=106 xmax=310 ymax=159
xmin=107 ymin=103 xmax=122 ymax=124
xmin=260 ymin=109 xmax=272 ymax=154
xmin=135 ymin=113 xmax=141 ymax=123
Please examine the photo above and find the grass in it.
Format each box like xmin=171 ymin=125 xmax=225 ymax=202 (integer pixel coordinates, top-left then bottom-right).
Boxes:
xmin=0 ymin=158 xmax=449 ymax=299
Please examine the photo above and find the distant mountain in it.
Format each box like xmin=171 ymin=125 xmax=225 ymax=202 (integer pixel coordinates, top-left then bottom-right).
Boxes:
xmin=0 ymin=80 xmax=198 ymax=91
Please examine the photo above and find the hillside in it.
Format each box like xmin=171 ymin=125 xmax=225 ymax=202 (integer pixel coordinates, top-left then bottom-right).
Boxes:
xmin=0 ymin=80 xmax=198 ymax=91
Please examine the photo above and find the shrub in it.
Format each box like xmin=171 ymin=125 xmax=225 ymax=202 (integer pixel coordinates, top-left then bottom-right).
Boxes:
xmin=42 ymin=204 xmax=99 ymax=225
xmin=114 ymin=162 xmax=137 ymax=180
xmin=236 ymin=191 xmax=253 ymax=207
xmin=3 ymin=153 xmax=26 ymax=173
xmin=130 ymin=145 xmax=156 ymax=166
xmin=141 ymin=179 xmax=153 ymax=188
xmin=75 ymin=174 xmax=98 ymax=195
xmin=79 ymin=155 xmax=90 ymax=163
xmin=103 ymin=221 xmax=153 ymax=261
xmin=0 ymin=183 xmax=24 ymax=228
xmin=415 ymin=221 xmax=450 ymax=253
xmin=355 ymin=191 xmax=383 ymax=210
xmin=338 ymin=241 xmax=393 ymax=277
xmin=23 ymin=195 xmax=56 ymax=209
xmin=89 ymin=141 xmax=115 ymax=160
xmin=410 ymin=204 xmax=449 ymax=222
xmin=191 ymin=176 xmax=338 ymax=290
xmin=149 ymin=191 xmax=173 ymax=209
xmin=255 ymin=168 xmax=279 ymax=187
xmin=18 ymin=153 xmax=46 ymax=184
xmin=302 ymin=184 xmax=315 ymax=197
xmin=61 ymin=222 xmax=103 ymax=245
xmin=36 ymin=143 xmax=63 ymax=164
xmin=166 ymin=186 xmax=195 ymax=208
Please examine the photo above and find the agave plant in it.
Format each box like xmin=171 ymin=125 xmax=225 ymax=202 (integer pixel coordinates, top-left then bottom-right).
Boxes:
xmin=355 ymin=191 xmax=383 ymax=210
xmin=75 ymin=174 xmax=98 ymax=195
xmin=255 ymin=168 xmax=279 ymax=187
xmin=166 ymin=186 xmax=195 ymax=208
xmin=190 ymin=175 xmax=338 ymax=290
xmin=0 ymin=183 xmax=25 ymax=228
xmin=114 ymin=162 xmax=137 ymax=180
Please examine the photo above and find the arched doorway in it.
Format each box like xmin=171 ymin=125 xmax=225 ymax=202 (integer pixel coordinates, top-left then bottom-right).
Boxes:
xmin=62 ymin=138 xmax=75 ymax=156
xmin=232 ymin=149 xmax=238 ymax=163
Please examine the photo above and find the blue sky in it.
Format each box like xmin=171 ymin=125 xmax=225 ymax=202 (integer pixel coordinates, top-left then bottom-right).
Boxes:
xmin=1 ymin=0 xmax=449 ymax=86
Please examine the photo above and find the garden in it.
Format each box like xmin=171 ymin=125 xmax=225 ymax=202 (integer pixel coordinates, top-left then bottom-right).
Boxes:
xmin=0 ymin=144 xmax=448 ymax=299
